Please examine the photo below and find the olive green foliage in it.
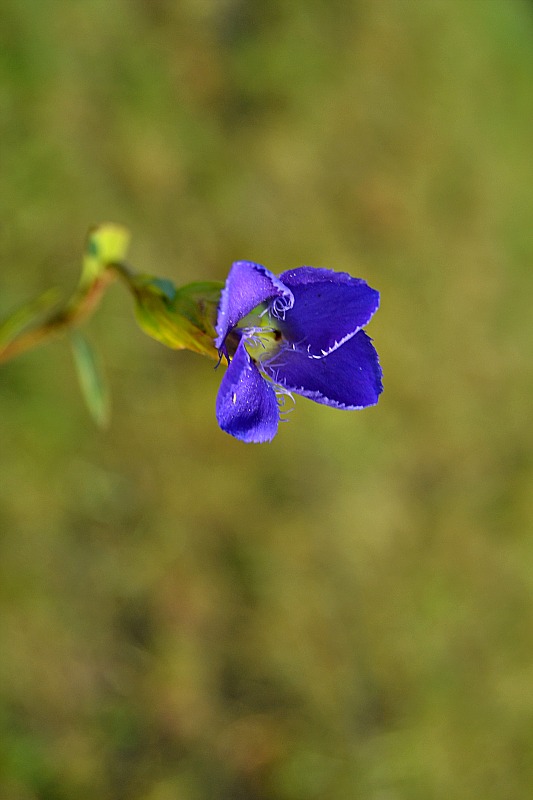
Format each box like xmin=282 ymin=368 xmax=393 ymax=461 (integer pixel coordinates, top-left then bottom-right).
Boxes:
xmin=1 ymin=1 xmax=533 ymax=798
xmin=70 ymin=330 xmax=111 ymax=430
xmin=0 ymin=224 xmax=129 ymax=365
xmin=0 ymin=223 xmax=222 ymax=414
xmin=131 ymin=277 xmax=222 ymax=358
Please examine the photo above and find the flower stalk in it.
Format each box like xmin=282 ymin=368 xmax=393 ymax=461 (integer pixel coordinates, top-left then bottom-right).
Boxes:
xmin=0 ymin=270 xmax=115 ymax=365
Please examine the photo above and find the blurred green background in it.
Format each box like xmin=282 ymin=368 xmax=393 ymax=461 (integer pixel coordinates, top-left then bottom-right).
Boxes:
xmin=1 ymin=1 xmax=533 ymax=798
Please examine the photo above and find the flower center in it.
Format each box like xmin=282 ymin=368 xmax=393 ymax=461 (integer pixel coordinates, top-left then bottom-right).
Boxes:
xmin=237 ymin=305 xmax=283 ymax=363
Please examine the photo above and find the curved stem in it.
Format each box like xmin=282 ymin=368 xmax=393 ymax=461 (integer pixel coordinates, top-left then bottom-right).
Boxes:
xmin=0 ymin=270 xmax=116 ymax=365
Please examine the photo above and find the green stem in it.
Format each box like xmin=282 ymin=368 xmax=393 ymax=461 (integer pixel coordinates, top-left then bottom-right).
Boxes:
xmin=0 ymin=270 xmax=116 ymax=365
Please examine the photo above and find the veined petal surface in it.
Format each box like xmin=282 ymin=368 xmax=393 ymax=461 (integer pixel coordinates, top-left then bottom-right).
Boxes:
xmin=216 ymin=339 xmax=279 ymax=442
xmin=278 ymin=267 xmax=379 ymax=357
xmin=262 ymin=329 xmax=382 ymax=409
xmin=215 ymin=261 xmax=293 ymax=349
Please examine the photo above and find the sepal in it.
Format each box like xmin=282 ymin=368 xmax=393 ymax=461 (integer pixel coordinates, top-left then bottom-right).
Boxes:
xmin=130 ymin=276 xmax=223 ymax=359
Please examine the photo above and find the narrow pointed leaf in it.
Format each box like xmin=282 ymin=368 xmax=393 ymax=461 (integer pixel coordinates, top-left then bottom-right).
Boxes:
xmin=0 ymin=288 xmax=60 ymax=349
xmin=70 ymin=331 xmax=110 ymax=428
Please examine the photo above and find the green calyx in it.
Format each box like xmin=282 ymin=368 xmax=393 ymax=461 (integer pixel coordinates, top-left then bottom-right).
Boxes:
xmin=126 ymin=274 xmax=223 ymax=360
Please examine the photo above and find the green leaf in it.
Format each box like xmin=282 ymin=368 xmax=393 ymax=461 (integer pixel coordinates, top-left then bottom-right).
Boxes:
xmin=70 ymin=331 xmax=111 ymax=428
xmin=130 ymin=276 xmax=223 ymax=360
xmin=0 ymin=288 xmax=60 ymax=349
xmin=81 ymin=223 xmax=130 ymax=286
xmin=0 ymin=224 xmax=129 ymax=366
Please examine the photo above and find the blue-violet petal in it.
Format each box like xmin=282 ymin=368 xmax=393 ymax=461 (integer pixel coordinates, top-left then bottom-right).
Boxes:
xmin=215 ymin=261 xmax=294 ymax=350
xmin=263 ymin=329 xmax=382 ymax=409
xmin=216 ymin=339 xmax=279 ymax=442
xmin=278 ymin=267 xmax=379 ymax=357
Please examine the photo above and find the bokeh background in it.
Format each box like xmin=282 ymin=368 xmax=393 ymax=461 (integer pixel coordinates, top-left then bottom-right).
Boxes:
xmin=1 ymin=1 xmax=533 ymax=798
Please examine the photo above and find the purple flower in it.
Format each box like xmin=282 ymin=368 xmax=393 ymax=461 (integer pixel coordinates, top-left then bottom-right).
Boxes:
xmin=215 ymin=261 xmax=382 ymax=442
